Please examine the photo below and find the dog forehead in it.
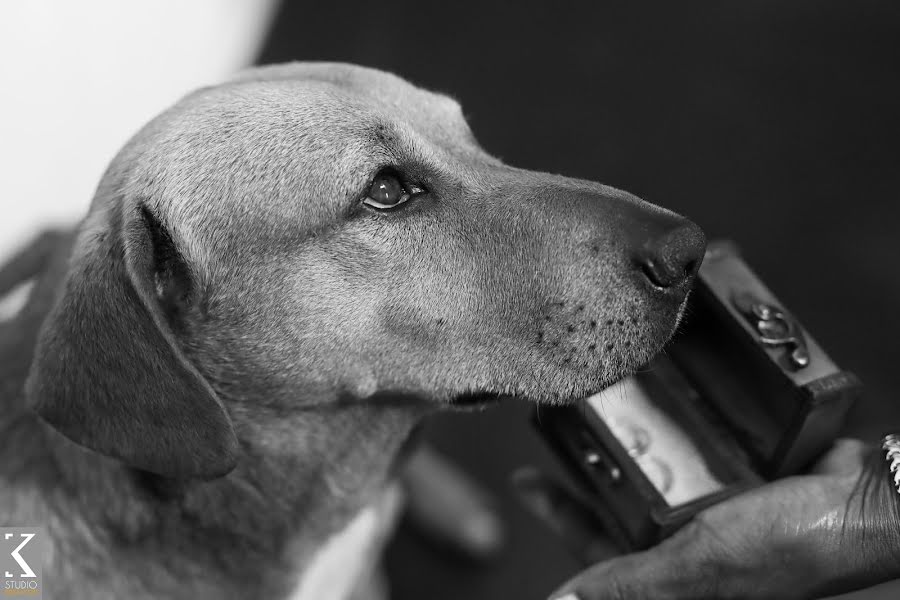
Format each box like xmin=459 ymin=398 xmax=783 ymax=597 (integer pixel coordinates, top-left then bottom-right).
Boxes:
xmin=135 ymin=62 xmax=470 ymax=204
xmin=114 ymin=64 xmax=474 ymax=267
xmin=231 ymin=62 xmax=466 ymax=125
xmin=122 ymin=85 xmax=368 ymax=226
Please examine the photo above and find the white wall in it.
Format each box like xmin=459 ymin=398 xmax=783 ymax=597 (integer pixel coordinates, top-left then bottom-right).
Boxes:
xmin=0 ymin=0 xmax=278 ymax=259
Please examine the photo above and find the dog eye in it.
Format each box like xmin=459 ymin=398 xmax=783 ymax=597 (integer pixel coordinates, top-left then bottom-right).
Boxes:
xmin=363 ymin=172 xmax=420 ymax=210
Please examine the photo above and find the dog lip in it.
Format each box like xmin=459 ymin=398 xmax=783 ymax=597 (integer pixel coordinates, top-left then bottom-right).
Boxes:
xmin=449 ymin=371 xmax=639 ymax=408
xmin=450 ymin=390 xmax=547 ymax=406
xmin=450 ymin=391 xmax=505 ymax=406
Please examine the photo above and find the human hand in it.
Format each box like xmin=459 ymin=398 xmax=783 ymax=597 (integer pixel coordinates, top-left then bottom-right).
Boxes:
xmin=519 ymin=439 xmax=900 ymax=600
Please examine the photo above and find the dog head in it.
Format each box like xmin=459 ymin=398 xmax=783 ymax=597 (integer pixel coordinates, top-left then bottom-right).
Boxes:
xmin=26 ymin=63 xmax=704 ymax=479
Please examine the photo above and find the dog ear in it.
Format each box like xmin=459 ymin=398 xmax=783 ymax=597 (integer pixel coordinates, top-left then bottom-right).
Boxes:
xmin=25 ymin=201 xmax=238 ymax=480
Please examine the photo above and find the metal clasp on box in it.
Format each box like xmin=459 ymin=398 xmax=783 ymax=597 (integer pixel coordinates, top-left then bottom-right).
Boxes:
xmin=733 ymin=292 xmax=810 ymax=370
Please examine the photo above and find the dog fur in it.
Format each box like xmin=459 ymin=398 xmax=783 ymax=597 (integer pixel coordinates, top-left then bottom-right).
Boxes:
xmin=0 ymin=62 xmax=704 ymax=599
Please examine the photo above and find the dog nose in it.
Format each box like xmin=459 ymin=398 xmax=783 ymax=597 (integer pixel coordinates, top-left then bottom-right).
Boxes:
xmin=637 ymin=220 xmax=706 ymax=289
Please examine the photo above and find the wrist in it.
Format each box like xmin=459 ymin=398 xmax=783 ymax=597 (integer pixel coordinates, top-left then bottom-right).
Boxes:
xmin=841 ymin=441 xmax=900 ymax=584
xmin=875 ymin=436 xmax=900 ymax=575
xmin=799 ymin=451 xmax=900 ymax=598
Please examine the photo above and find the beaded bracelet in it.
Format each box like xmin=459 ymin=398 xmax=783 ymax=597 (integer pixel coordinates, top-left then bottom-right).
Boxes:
xmin=883 ymin=434 xmax=900 ymax=495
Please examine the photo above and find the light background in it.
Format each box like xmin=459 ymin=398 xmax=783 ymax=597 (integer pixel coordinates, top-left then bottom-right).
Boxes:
xmin=0 ymin=1 xmax=277 ymax=260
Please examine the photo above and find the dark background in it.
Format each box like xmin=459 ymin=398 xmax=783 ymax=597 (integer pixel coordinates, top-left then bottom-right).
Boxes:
xmin=258 ymin=2 xmax=900 ymax=598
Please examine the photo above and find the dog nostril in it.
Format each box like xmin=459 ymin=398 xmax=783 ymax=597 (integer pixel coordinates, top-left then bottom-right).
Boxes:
xmin=640 ymin=258 xmax=670 ymax=288
xmin=637 ymin=221 xmax=706 ymax=289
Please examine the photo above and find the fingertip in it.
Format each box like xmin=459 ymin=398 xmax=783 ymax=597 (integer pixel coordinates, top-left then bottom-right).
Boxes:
xmin=550 ymin=594 xmax=582 ymax=600
xmin=811 ymin=437 xmax=870 ymax=475
xmin=832 ymin=437 xmax=868 ymax=454
xmin=547 ymin=575 xmax=588 ymax=600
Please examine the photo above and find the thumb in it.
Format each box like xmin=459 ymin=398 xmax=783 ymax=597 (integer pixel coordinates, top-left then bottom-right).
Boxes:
xmin=546 ymin=523 xmax=718 ymax=600
xmin=808 ymin=437 xmax=869 ymax=477
xmin=547 ymin=552 xmax=680 ymax=600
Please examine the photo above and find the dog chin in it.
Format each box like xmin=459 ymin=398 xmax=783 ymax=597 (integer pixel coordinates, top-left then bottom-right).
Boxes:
xmin=540 ymin=315 xmax=685 ymax=405
xmin=447 ymin=369 xmax=624 ymax=409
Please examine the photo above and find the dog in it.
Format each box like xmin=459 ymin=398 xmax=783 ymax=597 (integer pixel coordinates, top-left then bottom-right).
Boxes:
xmin=0 ymin=62 xmax=705 ymax=599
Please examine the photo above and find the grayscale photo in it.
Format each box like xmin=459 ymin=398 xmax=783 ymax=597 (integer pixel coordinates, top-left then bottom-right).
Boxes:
xmin=1 ymin=2 xmax=899 ymax=599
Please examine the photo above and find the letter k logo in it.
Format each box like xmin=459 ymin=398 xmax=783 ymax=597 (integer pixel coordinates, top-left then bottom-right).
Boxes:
xmin=4 ymin=533 xmax=36 ymax=578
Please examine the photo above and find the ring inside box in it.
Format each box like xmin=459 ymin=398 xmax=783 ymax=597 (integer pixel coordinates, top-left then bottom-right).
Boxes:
xmin=587 ymin=378 xmax=726 ymax=506
xmin=533 ymin=355 xmax=763 ymax=549
xmin=583 ymin=358 xmax=758 ymax=510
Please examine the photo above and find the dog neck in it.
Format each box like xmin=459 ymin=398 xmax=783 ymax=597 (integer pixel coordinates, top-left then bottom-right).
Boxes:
xmin=22 ymin=399 xmax=426 ymax=599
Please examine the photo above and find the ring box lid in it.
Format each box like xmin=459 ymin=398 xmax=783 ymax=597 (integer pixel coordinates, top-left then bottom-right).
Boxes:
xmin=670 ymin=241 xmax=861 ymax=476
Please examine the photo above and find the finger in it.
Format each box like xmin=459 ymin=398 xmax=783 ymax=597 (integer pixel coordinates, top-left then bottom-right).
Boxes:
xmin=546 ymin=515 xmax=757 ymax=600
xmin=810 ymin=438 xmax=870 ymax=476
xmin=400 ymin=445 xmax=504 ymax=559
xmin=511 ymin=467 xmax=618 ymax=564
xmin=547 ymin=545 xmax=691 ymax=600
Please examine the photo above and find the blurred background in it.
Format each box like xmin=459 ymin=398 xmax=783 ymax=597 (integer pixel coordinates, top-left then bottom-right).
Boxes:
xmin=2 ymin=1 xmax=899 ymax=598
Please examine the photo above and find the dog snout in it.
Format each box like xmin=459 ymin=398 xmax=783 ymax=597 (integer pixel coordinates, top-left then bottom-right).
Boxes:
xmin=636 ymin=219 xmax=706 ymax=290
